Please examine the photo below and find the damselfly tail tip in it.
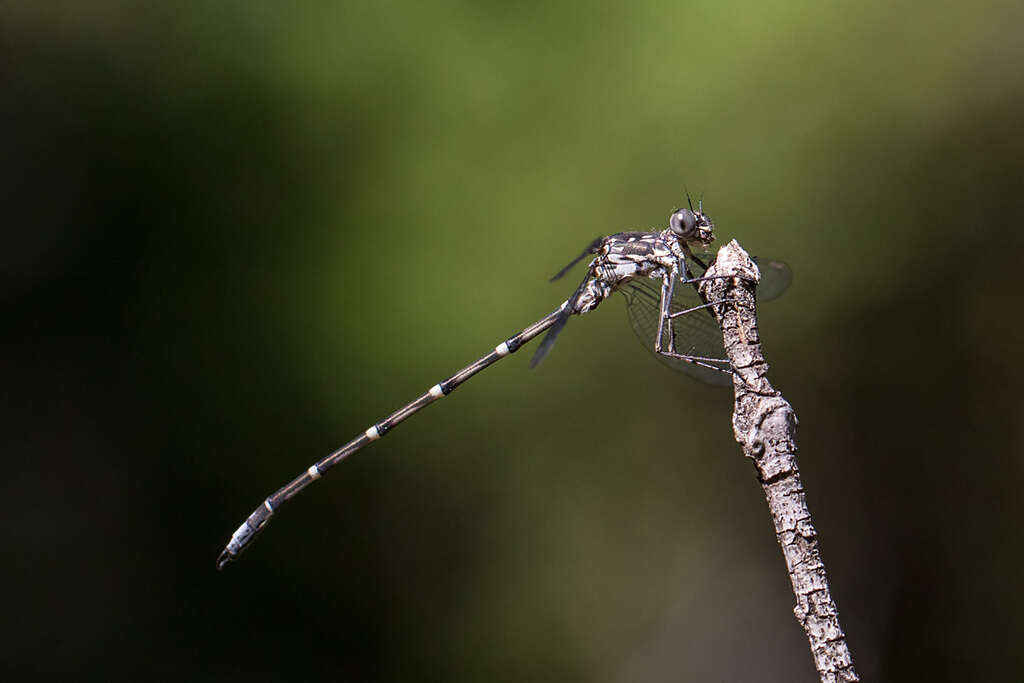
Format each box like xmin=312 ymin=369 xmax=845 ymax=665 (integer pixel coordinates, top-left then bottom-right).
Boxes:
xmin=216 ymin=549 xmax=235 ymax=571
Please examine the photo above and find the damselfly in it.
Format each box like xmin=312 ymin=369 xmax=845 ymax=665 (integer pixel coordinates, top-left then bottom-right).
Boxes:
xmin=217 ymin=201 xmax=790 ymax=568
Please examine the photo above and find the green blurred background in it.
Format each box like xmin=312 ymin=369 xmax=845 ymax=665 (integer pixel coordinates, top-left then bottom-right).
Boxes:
xmin=4 ymin=1 xmax=1023 ymax=680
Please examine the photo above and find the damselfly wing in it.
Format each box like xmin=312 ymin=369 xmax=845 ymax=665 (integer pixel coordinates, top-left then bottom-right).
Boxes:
xmin=622 ymin=254 xmax=792 ymax=385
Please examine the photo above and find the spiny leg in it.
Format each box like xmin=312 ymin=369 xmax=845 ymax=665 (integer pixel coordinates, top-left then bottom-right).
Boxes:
xmin=664 ymin=267 xmax=736 ymax=354
xmin=658 ymin=350 xmax=734 ymax=376
xmin=667 ymin=299 xmax=740 ymax=320
xmin=654 ymin=266 xmax=678 ymax=353
xmin=653 ymin=265 xmax=732 ymax=353
xmin=651 ymin=277 xmax=736 ymax=377
xmin=659 ymin=340 xmax=735 ymax=376
xmin=661 ymin=256 xmax=692 ymax=354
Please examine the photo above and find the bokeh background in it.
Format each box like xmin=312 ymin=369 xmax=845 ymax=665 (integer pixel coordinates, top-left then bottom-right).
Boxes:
xmin=4 ymin=1 xmax=1024 ymax=680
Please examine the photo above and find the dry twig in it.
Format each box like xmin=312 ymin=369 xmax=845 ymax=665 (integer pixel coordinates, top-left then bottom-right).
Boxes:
xmin=699 ymin=241 xmax=859 ymax=683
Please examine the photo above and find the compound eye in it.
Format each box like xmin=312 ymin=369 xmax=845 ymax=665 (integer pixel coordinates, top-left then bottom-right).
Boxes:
xmin=670 ymin=209 xmax=697 ymax=236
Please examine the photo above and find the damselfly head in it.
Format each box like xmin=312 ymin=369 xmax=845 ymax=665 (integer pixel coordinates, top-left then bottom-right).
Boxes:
xmin=669 ymin=206 xmax=714 ymax=245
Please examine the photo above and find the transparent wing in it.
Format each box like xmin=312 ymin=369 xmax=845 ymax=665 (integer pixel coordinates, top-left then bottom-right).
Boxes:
xmin=622 ymin=254 xmax=792 ymax=385
xmin=622 ymin=277 xmax=732 ymax=385
xmin=755 ymin=258 xmax=793 ymax=302
xmin=687 ymin=253 xmax=793 ymax=302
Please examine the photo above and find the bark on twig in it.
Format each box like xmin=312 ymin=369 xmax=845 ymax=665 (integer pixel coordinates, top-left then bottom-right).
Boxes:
xmin=699 ymin=241 xmax=859 ymax=683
